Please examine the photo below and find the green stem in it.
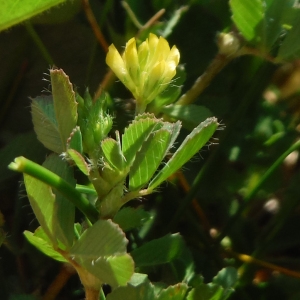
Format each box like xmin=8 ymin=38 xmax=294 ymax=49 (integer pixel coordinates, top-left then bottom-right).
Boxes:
xmin=25 ymin=21 xmax=54 ymax=65
xmin=217 ymin=138 xmax=300 ymax=244
xmin=135 ymin=100 xmax=147 ymax=115
xmin=76 ymin=184 xmax=97 ymax=195
xmin=9 ymin=156 xmax=99 ymax=223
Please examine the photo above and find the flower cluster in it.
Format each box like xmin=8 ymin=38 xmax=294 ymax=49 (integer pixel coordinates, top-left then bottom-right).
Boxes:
xmin=106 ymin=33 xmax=180 ymax=113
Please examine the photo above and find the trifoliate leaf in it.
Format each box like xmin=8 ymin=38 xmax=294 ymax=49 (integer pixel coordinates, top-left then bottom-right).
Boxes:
xmin=24 ymin=228 xmax=67 ymax=262
xmin=0 ymin=0 xmax=67 ymax=32
xmin=70 ymin=219 xmax=134 ymax=287
xmin=156 ymin=283 xmax=188 ymax=300
xmin=67 ymin=149 xmax=90 ymax=175
xmin=131 ymin=233 xmax=185 ymax=267
xmin=31 ymin=96 xmax=63 ymax=153
xmin=129 ymin=129 xmax=172 ymax=191
xmin=148 ymin=117 xmax=218 ymax=191
xmin=42 ymin=154 xmax=75 ymax=249
xmin=113 ymin=207 xmax=152 ymax=232
xmin=50 ymin=68 xmax=77 ymax=151
xmin=122 ymin=115 xmax=163 ymax=168
xmin=106 ymin=279 xmax=155 ymax=300
xmin=102 ymin=138 xmax=126 ymax=171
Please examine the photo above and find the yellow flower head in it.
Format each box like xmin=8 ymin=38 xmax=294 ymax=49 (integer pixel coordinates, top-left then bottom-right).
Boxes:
xmin=106 ymin=33 xmax=180 ymax=113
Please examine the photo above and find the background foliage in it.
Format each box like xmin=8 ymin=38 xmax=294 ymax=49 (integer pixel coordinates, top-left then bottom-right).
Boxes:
xmin=1 ymin=0 xmax=300 ymax=299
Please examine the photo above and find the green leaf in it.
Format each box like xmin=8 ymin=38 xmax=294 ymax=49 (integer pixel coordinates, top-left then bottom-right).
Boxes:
xmin=102 ymin=138 xmax=126 ymax=171
xmin=113 ymin=207 xmax=152 ymax=232
xmin=106 ymin=279 xmax=155 ymax=300
xmin=70 ymin=219 xmax=134 ymax=287
xmin=122 ymin=114 xmax=163 ymax=168
xmin=148 ymin=117 xmax=218 ymax=190
xmin=0 ymin=0 xmax=67 ymax=32
xmin=186 ymin=284 xmax=223 ymax=300
xmin=82 ymin=254 xmax=134 ymax=288
xmin=24 ymin=154 xmax=75 ymax=248
xmin=43 ymin=154 xmax=75 ymax=249
xmin=230 ymin=0 xmax=264 ymax=42
xmin=163 ymin=121 xmax=182 ymax=155
xmin=257 ymin=0 xmax=292 ymax=52
xmin=24 ymin=228 xmax=67 ymax=262
xmin=31 ymin=0 xmax=81 ymax=24
xmin=169 ymin=244 xmax=195 ymax=282
xmin=67 ymin=149 xmax=90 ymax=176
xmin=107 ymin=280 xmax=187 ymax=300
xmin=70 ymin=218 xmax=126 ymax=257
xmin=31 ymin=96 xmax=63 ymax=153
xmin=161 ymin=6 xmax=189 ymax=37
xmin=156 ymin=283 xmax=188 ymax=300
xmin=131 ymin=233 xmax=185 ymax=267
xmin=128 ymin=273 xmax=149 ymax=286
xmin=50 ymin=68 xmax=78 ymax=151
xmin=134 ymin=113 xmax=157 ymax=122
xmin=98 ymin=182 xmax=125 ymax=218
xmin=161 ymin=105 xmax=212 ymax=130
xmin=186 ymin=268 xmax=237 ymax=300
xmin=129 ymin=129 xmax=172 ymax=191
xmin=212 ymin=267 xmax=238 ymax=297
xmin=24 ymin=173 xmax=58 ymax=245
xmin=231 ymin=0 xmax=294 ymax=51
xmin=278 ymin=10 xmax=300 ymax=60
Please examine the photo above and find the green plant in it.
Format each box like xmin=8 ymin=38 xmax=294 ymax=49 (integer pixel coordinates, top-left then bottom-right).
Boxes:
xmin=2 ymin=0 xmax=300 ymax=299
xmin=8 ymin=35 xmax=220 ymax=298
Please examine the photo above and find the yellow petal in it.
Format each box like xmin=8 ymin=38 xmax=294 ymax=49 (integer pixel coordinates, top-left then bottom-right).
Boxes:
xmin=106 ymin=33 xmax=180 ymax=109
xmin=167 ymin=45 xmax=180 ymax=66
xmin=123 ymin=38 xmax=140 ymax=84
xmin=147 ymin=34 xmax=159 ymax=67
xmin=106 ymin=44 xmax=126 ymax=78
xmin=159 ymin=67 xmax=176 ymax=90
xmin=143 ymin=61 xmax=166 ymax=102
xmin=155 ymin=36 xmax=170 ymax=61
xmin=148 ymin=33 xmax=159 ymax=49
xmin=106 ymin=44 xmax=135 ymax=92
xmin=137 ymin=41 xmax=149 ymax=70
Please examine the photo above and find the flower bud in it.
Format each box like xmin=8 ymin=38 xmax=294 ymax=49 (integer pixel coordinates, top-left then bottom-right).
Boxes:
xmin=217 ymin=32 xmax=240 ymax=56
xmin=106 ymin=33 xmax=180 ymax=113
xmin=77 ymin=91 xmax=113 ymax=154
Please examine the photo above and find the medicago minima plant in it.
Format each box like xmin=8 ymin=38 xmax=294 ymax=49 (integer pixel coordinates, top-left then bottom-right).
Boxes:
xmin=8 ymin=34 xmax=232 ymax=300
